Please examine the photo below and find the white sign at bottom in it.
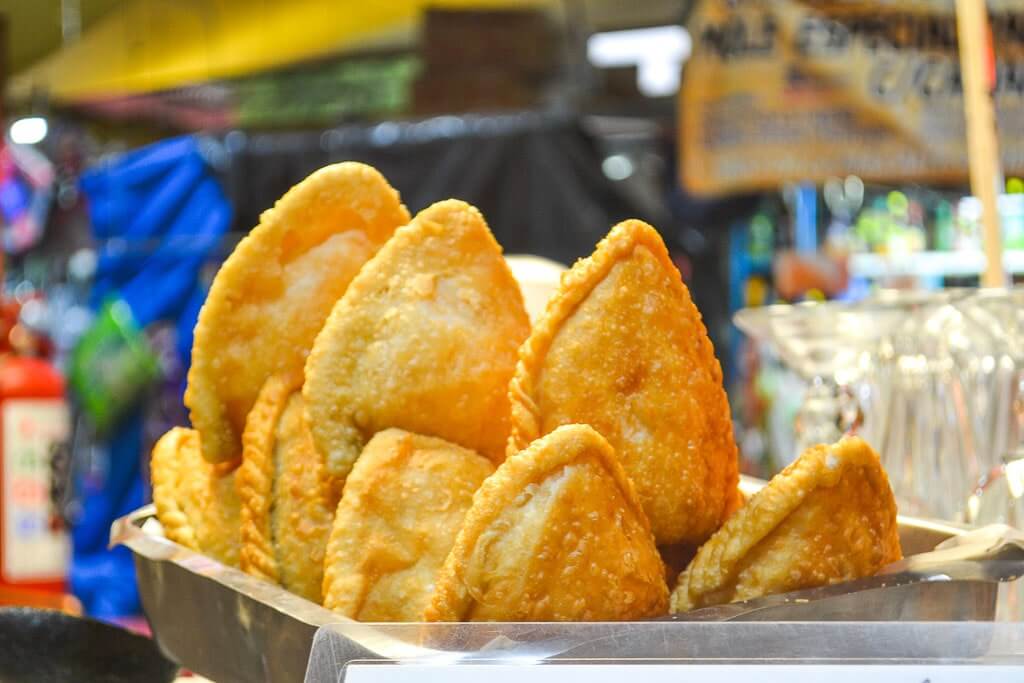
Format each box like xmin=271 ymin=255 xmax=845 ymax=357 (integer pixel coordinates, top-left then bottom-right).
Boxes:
xmin=343 ymin=663 xmax=1022 ymax=682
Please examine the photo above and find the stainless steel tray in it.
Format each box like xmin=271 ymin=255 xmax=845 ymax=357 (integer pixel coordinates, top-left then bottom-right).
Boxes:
xmin=111 ymin=497 xmax=1001 ymax=683
xmin=111 ymin=505 xmax=339 ymax=682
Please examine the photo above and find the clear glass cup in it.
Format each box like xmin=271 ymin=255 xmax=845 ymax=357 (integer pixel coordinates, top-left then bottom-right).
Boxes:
xmin=735 ymin=288 xmax=1024 ymax=522
xmin=734 ymin=300 xmax=904 ymax=458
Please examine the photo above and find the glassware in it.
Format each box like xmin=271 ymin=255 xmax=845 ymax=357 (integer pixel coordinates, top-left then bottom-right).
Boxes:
xmin=735 ymin=298 xmax=908 ymax=458
xmin=868 ymin=290 xmax=973 ymax=518
xmin=736 ymin=288 xmax=1024 ymax=522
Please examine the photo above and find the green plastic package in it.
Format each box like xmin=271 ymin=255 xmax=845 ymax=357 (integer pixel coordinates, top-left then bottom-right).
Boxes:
xmin=69 ymin=298 xmax=161 ymax=435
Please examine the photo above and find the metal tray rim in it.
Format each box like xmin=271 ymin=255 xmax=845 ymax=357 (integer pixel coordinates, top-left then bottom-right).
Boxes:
xmin=112 ymin=500 xmax=975 ymax=627
xmin=111 ymin=488 xmax=986 ymax=682
xmin=111 ymin=503 xmax=343 ymax=629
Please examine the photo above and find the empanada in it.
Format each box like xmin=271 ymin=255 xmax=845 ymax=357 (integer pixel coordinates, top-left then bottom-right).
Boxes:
xmin=304 ymin=199 xmax=529 ymax=480
xmin=186 ymin=162 xmax=409 ymax=464
xmin=237 ymin=372 xmax=336 ymax=603
xmin=508 ymin=220 xmax=737 ymax=545
xmin=425 ymin=423 xmax=669 ymax=621
xmin=150 ymin=427 xmax=241 ymax=566
xmin=322 ymin=429 xmax=494 ymax=620
xmin=670 ymin=436 xmax=902 ymax=612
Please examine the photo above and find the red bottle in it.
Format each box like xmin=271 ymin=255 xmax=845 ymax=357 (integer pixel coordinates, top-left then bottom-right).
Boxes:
xmin=0 ymin=351 xmax=70 ymax=608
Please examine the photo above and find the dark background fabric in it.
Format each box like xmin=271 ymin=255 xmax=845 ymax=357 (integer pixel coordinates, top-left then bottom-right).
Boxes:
xmin=219 ymin=114 xmax=653 ymax=266
xmin=214 ymin=113 xmax=748 ymax=356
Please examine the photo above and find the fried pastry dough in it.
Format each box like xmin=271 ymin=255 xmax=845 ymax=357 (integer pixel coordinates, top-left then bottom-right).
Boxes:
xmin=237 ymin=372 xmax=336 ymax=603
xmin=322 ymin=429 xmax=494 ymax=621
xmin=508 ymin=220 xmax=737 ymax=545
xmin=304 ymin=199 xmax=529 ymax=480
xmin=425 ymin=424 xmax=668 ymax=621
xmin=150 ymin=427 xmax=241 ymax=566
xmin=724 ymin=486 xmax=746 ymax=519
xmin=670 ymin=436 xmax=902 ymax=612
xmin=186 ymin=162 xmax=409 ymax=464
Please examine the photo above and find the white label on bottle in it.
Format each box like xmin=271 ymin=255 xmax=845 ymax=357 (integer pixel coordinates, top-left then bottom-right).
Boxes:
xmin=342 ymin=663 xmax=1023 ymax=682
xmin=2 ymin=399 xmax=70 ymax=582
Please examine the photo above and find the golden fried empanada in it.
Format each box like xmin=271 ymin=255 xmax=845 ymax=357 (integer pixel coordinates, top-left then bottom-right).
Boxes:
xmin=186 ymin=162 xmax=409 ymax=464
xmin=425 ymin=424 xmax=668 ymax=621
xmin=724 ymin=486 xmax=746 ymax=519
xmin=322 ymin=429 xmax=494 ymax=620
xmin=304 ymin=199 xmax=529 ymax=480
xmin=237 ymin=372 xmax=336 ymax=603
xmin=508 ymin=220 xmax=737 ymax=545
xmin=670 ymin=436 xmax=902 ymax=612
xmin=150 ymin=427 xmax=241 ymax=566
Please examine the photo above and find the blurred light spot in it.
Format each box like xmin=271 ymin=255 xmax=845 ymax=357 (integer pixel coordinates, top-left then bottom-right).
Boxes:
xmin=19 ymin=299 xmax=48 ymax=332
xmin=602 ymin=154 xmax=634 ymax=181
xmin=69 ymin=248 xmax=97 ymax=282
xmin=10 ymin=117 xmax=48 ymax=145
xmin=1007 ymin=459 xmax=1024 ymax=499
xmin=887 ymin=190 xmax=908 ymax=216
xmin=370 ymin=122 xmax=400 ymax=146
xmin=225 ymin=130 xmax=247 ymax=153
xmin=967 ymin=493 xmax=981 ymax=522
xmin=844 ymin=175 xmax=864 ymax=200
xmin=588 ymin=26 xmax=690 ymax=97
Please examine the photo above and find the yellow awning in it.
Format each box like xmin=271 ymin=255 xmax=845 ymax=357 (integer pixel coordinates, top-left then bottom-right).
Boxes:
xmin=10 ymin=0 xmax=548 ymax=104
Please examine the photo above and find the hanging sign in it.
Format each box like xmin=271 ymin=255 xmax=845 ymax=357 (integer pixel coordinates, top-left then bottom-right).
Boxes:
xmin=680 ymin=0 xmax=1024 ymax=194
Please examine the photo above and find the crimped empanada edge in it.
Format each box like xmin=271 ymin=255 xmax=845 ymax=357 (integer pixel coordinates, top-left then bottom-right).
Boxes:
xmin=506 ymin=220 xmax=677 ymax=457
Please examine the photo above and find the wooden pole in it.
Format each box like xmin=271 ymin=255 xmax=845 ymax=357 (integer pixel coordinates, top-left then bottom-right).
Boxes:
xmin=956 ymin=0 xmax=1005 ymax=287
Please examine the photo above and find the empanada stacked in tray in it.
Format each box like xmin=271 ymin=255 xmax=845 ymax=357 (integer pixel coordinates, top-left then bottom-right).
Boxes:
xmin=151 ymin=163 xmax=901 ymax=622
